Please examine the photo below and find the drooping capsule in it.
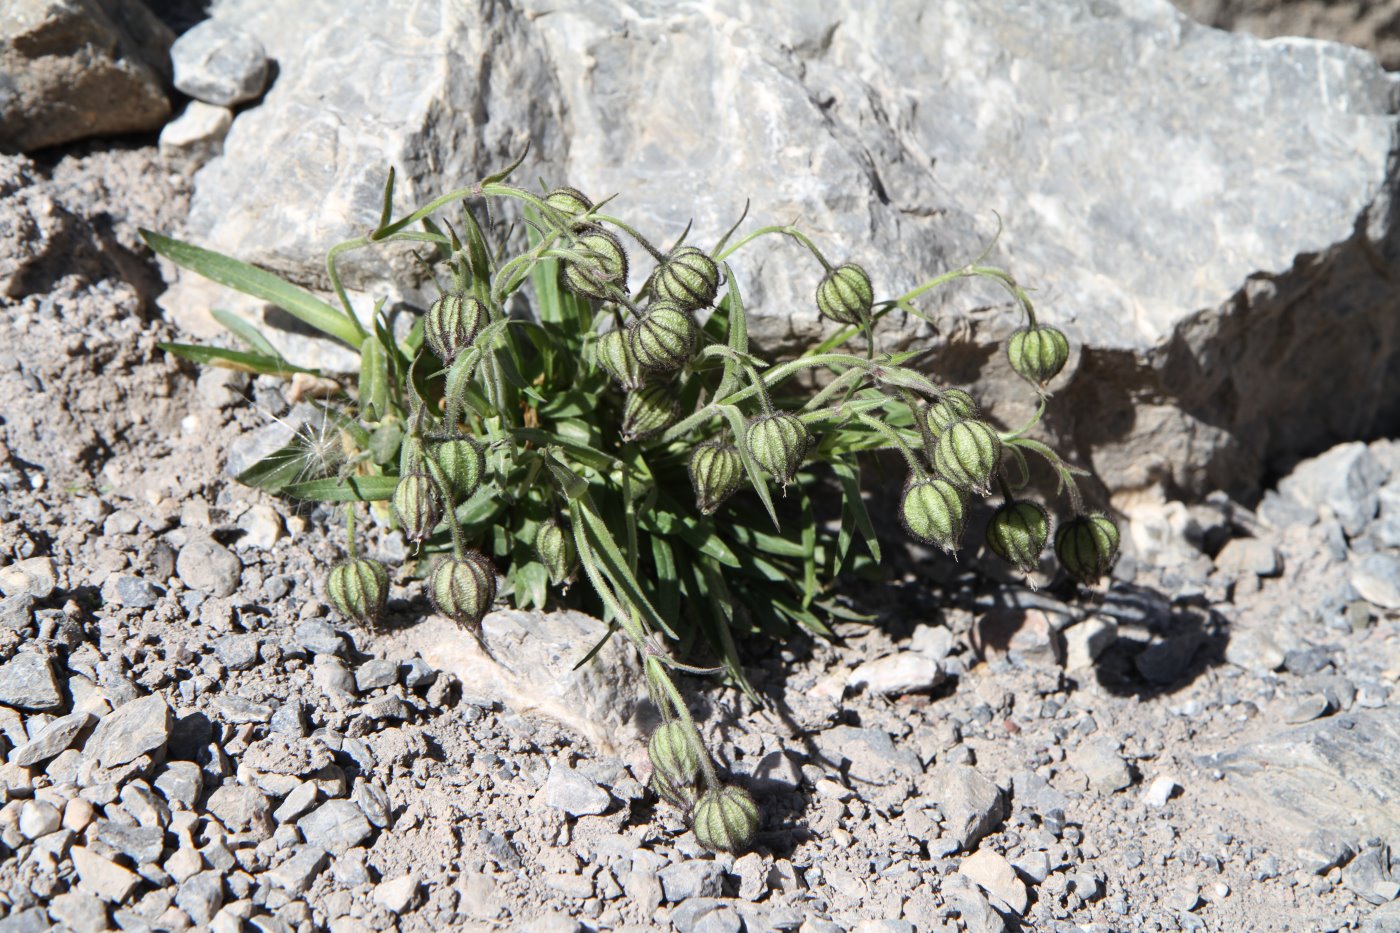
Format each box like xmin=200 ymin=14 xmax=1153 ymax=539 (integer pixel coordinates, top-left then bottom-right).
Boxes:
xmin=629 ymin=301 xmax=700 ymax=374
xmin=932 ymin=419 xmax=1002 ymax=494
xmin=986 ymin=500 xmax=1050 ymax=575
xmin=429 ymin=550 xmax=498 ymax=630
xmin=688 ymin=442 xmax=744 ymax=514
xmin=652 ymin=246 xmax=721 ymax=310
xmin=743 ymin=412 xmax=811 ymax=487
xmin=900 ymin=478 xmax=967 ymax=553
xmin=326 ymin=558 xmax=389 ymax=627
xmin=815 ymin=262 xmax=874 ymax=327
xmin=1054 ymin=512 xmax=1120 ymax=585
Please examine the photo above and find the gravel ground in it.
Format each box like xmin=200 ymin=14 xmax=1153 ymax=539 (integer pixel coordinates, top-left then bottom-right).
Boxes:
xmin=4 ymin=144 xmax=1400 ymax=933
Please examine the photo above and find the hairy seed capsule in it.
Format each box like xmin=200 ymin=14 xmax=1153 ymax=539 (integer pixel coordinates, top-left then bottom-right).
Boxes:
xmin=326 ymin=558 xmax=389 ymax=627
xmin=922 ymin=389 xmax=980 ymax=437
xmin=987 ymin=500 xmax=1051 ymax=575
xmin=1054 ymin=512 xmax=1120 ymax=585
xmin=900 ymin=478 xmax=967 ymax=552
xmin=688 ymin=442 xmax=744 ymax=514
xmin=430 ymin=551 xmax=497 ymax=630
xmin=744 ymin=412 xmax=811 ymax=487
xmin=399 ymin=434 xmax=426 ymax=476
xmin=392 ymin=473 xmax=441 ymax=542
xmin=535 ymin=518 xmax=575 ymax=585
xmin=595 ymin=328 xmax=645 ymax=391
xmin=629 ymin=301 xmax=700 ymax=373
xmin=562 ymin=224 xmax=628 ymax=301
xmin=650 ymin=768 xmax=700 ymax=811
xmin=648 ymin=721 xmax=702 ymax=789
xmin=933 ymin=419 xmax=1003 ymax=493
xmin=692 ymin=785 xmax=760 ymax=853
xmin=425 ymin=291 xmax=486 ymax=363
xmin=652 ymin=246 xmax=721 ymax=310
xmin=544 ymin=185 xmax=593 ymax=219
xmin=1007 ymin=325 xmax=1070 ymax=386
xmin=432 ymin=437 xmax=485 ymax=503
xmin=622 ymin=383 xmax=680 ymax=441
xmin=815 ymin=262 xmax=875 ymax=327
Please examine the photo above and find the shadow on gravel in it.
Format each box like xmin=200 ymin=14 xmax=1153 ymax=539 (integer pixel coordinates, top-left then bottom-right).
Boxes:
xmin=1081 ymin=586 xmax=1232 ymax=700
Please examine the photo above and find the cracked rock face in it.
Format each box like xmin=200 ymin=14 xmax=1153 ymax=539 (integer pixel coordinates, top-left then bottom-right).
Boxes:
xmin=168 ymin=0 xmax=1400 ymax=501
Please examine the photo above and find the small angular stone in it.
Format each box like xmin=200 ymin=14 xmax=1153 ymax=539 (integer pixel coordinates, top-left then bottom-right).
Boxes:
xmin=171 ymin=19 xmax=270 ymax=106
xmin=48 ymin=891 xmax=109 ymax=933
xmin=215 ymin=694 xmax=275 ymax=724
xmin=207 ymin=784 xmax=273 ymax=840
xmin=10 ymin=711 xmax=91 ymax=766
xmin=93 ymin=820 xmax=166 ymax=863
xmin=71 ymin=845 xmax=142 ymax=902
xmin=846 ymin=652 xmax=945 ymax=696
xmin=355 ymin=659 xmax=398 ymax=692
xmin=273 ymin=782 xmax=318 ymax=824
xmin=352 ymin=780 xmax=391 ymax=828
xmin=1350 ymin=553 xmax=1400 ymax=611
xmin=0 ymin=557 xmax=57 ymax=599
xmin=658 ymin=860 xmax=724 ymax=902
xmin=87 ymin=695 xmax=172 ymax=768
xmin=938 ymin=766 xmax=1006 ymax=851
xmin=176 ymin=535 xmax=242 ymax=597
xmin=0 ymin=652 xmax=62 ymax=710
xmin=298 ymin=800 xmax=372 ymax=855
xmin=542 ymin=763 xmax=611 ymax=816
xmin=176 ymin=870 xmax=225 ymax=925
xmin=105 ymin=574 xmax=161 ymax=609
xmin=214 ymin=636 xmax=260 ymax=672
xmin=18 ymin=799 xmax=60 ymax=838
xmin=266 ymin=845 xmax=327 ymax=893
xmin=295 ymin=619 xmax=345 ymax=656
xmin=154 ymin=761 xmax=204 ymax=810
xmin=373 ymin=872 xmax=421 ymax=913
xmin=1073 ymin=737 xmax=1134 ymax=793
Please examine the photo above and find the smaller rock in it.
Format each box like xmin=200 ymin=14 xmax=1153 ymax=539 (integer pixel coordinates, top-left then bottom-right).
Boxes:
xmin=18 ymin=799 xmax=61 ymax=839
xmin=1010 ymin=850 xmax=1051 ymax=885
xmin=542 ymin=763 xmax=611 ymax=816
xmin=207 ymin=784 xmax=273 ymax=839
xmin=269 ymin=701 xmax=308 ymax=737
xmin=937 ymin=766 xmax=1005 ymax=851
xmin=0 ymin=557 xmax=57 ymax=599
xmin=298 ymin=800 xmax=372 ymax=855
xmin=1062 ymin=617 xmax=1117 ymax=671
xmin=373 ymin=872 xmax=421 ymax=913
xmin=274 ymin=782 xmax=318 ymax=824
xmin=215 ymin=694 xmax=275 ymax=724
xmin=154 ymin=761 xmax=203 ymax=810
xmin=312 ymin=657 xmax=357 ymax=697
xmin=295 ymin=619 xmax=345 ymax=656
xmin=165 ymin=845 xmax=205 ymax=884
xmin=1141 ymin=774 xmax=1181 ymax=808
xmin=1282 ymin=694 xmax=1332 ymax=724
xmin=959 ymin=849 xmax=1028 ymax=915
xmin=171 ymin=19 xmax=270 ymax=106
xmin=658 ymin=860 xmax=724 ymax=902
xmin=105 ymin=575 xmax=161 ymax=609
xmin=214 ymin=636 xmax=260 ymax=672
xmin=1351 ymin=553 xmax=1400 ymax=611
xmin=10 ymin=711 xmax=92 ymax=766
xmin=402 ymin=658 xmax=437 ymax=689
xmin=909 ymin=624 xmax=955 ymax=660
xmin=352 ymin=780 xmax=391 ymax=828
xmin=176 ymin=870 xmax=225 ymax=925
xmin=87 ymin=695 xmax=172 ymax=768
xmin=1297 ymin=830 xmax=1356 ymax=875
xmin=355 ymin=659 xmax=399 ymax=692
xmin=1346 ymin=845 xmax=1400 ymax=906
xmin=733 ymin=852 xmax=767 ymax=901
xmin=72 ymin=845 xmax=142 ymax=902
xmin=0 ymin=593 xmax=34 ymax=632
xmin=847 ymin=652 xmax=945 ymax=696
xmin=696 ymin=907 xmax=745 ymax=933
xmin=0 ymin=652 xmax=62 ymax=710
xmin=235 ymin=505 xmax=283 ymax=550
xmin=1134 ymin=634 xmax=1202 ymax=685
xmin=266 ymin=845 xmax=327 ymax=893
xmin=1072 ymin=737 xmax=1134 ymax=794
xmin=332 ymin=847 xmax=372 ymax=886
xmin=176 ymin=535 xmax=242 ymax=597
xmin=1224 ymin=626 xmax=1291 ymax=675
xmin=1278 ymin=442 xmax=1385 ymax=536
xmin=1214 ymin=538 xmax=1281 ymax=577
xmin=92 ymin=820 xmax=165 ymax=863
xmin=48 ymin=891 xmax=109 ymax=933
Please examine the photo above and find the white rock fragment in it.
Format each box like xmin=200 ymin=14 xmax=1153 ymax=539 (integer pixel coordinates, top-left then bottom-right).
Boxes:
xmin=1142 ymin=774 xmax=1181 ymax=808
xmin=959 ymin=848 xmax=1029 ymax=915
xmin=159 ymin=101 xmax=233 ymax=173
xmin=846 ymin=652 xmax=944 ymax=696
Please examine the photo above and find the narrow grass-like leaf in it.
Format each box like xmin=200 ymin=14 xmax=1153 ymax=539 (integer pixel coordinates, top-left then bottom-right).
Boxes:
xmin=719 ymin=405 xmax=779 ymax=529
xmin=359 ymin=335 xmax=388 ymax=421
xmin=378 ymin=167 xmax=396 ymax=230
xmin=235 ymin=440 xmax=306 ymax=492
xmin=833 ymin=459 xmax=881 ymax=564
xmin=158 ymin=343 xmax=317 ymax=377
xmin=211 ymin=308 xmax=280 ymax=358
xmin=283 ymin=474 xmax=399 ymax=502
xmin=139 ymin=230 xmax=363 ymax=347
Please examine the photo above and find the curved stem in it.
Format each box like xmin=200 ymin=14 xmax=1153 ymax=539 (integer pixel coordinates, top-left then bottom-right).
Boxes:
xmin=593 ymin=213 xmax=667 ymax=262
xmin=343 ymin=504 xmax=358 ymax=560
xmin=422 ymin=455 xmax=466 ymax=560
xmin=897 ymin=386 xmax=939 ymax=467
xmin=855 ymin=413 xmax=928 ymax=481
xmin=715 ymin=224 xmax=833 ymax=271
xmin=999 ymin=397 xmax=1047 ymax=441
xmin=742 ymin=363 xmax=775 ymax=416
xmin=649 ymin=658 xmax=720 ymax=791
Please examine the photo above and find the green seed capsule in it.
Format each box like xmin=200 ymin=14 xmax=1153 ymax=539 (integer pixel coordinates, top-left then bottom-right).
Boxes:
xmin=398 ymin=434 xmax=427 ymax=476
xmin=987 ymin=500 xmax=1051 ymax=575
xmin=562 ymin=224 xmax=628 ymax=301
xmin=648 ymin=721 xmax=702 ymax=790
xmin=688 ymin=442 xmax=744 ymax=514
xmin=744 ymin=412 xmax=810 ymax=487
xmin=425 ymin=291 xmax=486 ymax=362
xmin=922 ymin=389 xmax=980 ymax=437
xmin=815 ymin=262 xmax=875 ymax=327
xmin=652 ymin=246 xmax=721 ymax=310
xmin=545 ymin=185 xmax=593 ymax=220
xmin=692 ymin=785 xmax=760 ymax=853
xmin=1054 ymin=512 xmax=1120 ymax=585
xmin=429 ymin=551 xmax=497 ymax=631
xmin=629 ymin=301 xmax=700 ymax=373
xmin=326 ymin=558 xmax=389 ymax=627
xmin=595 ymin=328 xmax=645 ymax=391
xmin=535 ymin=518 xmax=576 ymax=586
xmin=432 ymin=437 xmax=485 ymax=503
xmin=392 ymin=473 xmax=441 ymax=542
xmin=622 ymin=383 xmax=680 ymax=441
xmin=900 ymin=478 xmax=967 ymax=552
xmin=650 ymin=768 xmax=700 ymax=812
xmin=933 ymin=419 xmax=1003 ymax=493
xmin=1007 ymin=325 xmax=1070 ymax=386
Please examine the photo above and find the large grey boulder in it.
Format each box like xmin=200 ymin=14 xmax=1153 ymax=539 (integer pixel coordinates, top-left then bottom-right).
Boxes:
xmin=0 ymin=0 xmax=173 ymax=153
xmin=162 ymin=0 xmax=1400 ymax=500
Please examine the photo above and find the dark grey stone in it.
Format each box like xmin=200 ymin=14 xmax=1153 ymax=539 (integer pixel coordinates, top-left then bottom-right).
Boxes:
xmin=92 ymin=821 xmax=166 ymax=864
xmin=86 ymin=695 xmax=172 ymax=768
xmin=175 ymin=870 xmax=224 ymax=925
xmin=0 ymin=652 xmax=62 ymax=710
xmin=354 ymin=658 xmax=398 ymax=692
xmin=0 ymin=594 xmax=33 ymax=633
xmin=213 ymin=635 xmax=260 ymax=672
xmin=658 ymin=860 xmax=724 ymax=903
xmin=154 ymin=761 xmax=203 ymax=810
xmin=294 ymin=619 xmax=345 ymax=656
xmin=10 ymin=711 xmax=91 ymax=766
xmin=266 ymin=845 xmax=327 ymax=893
xmin=106 ymin=575 xmax=160 ymax=609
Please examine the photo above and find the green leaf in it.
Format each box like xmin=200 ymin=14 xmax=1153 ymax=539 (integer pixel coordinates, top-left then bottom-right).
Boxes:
xmin=359 ymin=335 xmax=388 ymax=421
xmin=833 ymin=459 xmax=881 ymax=564
xmin=158 ymin=343 xmax=317 ymax=378
xmin=378 ymin=167 xmax=396 ymax=230
xmin=211 ymin=308 xmax=280 ymax=358
xmin=139 ymin=230 xmax=364 ymax=347
xmin=719 ymin=405 xmax=779 ymax=529
xmin=283 ymin=475 xmax=399 ymax=502
xmin=235 ymin=440 xmax=306 ymax=492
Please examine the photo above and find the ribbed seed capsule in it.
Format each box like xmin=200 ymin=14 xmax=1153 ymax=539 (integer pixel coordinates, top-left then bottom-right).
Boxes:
xmin=430 ymin=551 xmax=497 ymax=630
xmin=629 ymin=301 xmax=699 ymax=373
xmin=692 ymin=785 xmax=760 ymax=853
xmin=652 ymin=246 xmax=721 ymax=310
xmin=424 ymin=291 xmax=485 ymax=362
xmin=535 ymin=519 xmax=575 ymax=585
xmin=432 ymin=437 xmax=484 ymax=502
xmin=744 ymin=412 xmax=811 ymax=487
xmin=1054 ymin=512 xmax=1120 ymax=585
xmin=933 ymin=419 xmax=1003 ymax=493
xmin=326 ymin=558 xmax=389 ymax=627
xmin=622 ymin=383 xmax=680 ymax=441
xmin=900 ymin=478 xmax=967 ymax=552
xmin=1008 ymin=325 xmax=1070 ymax=386
xmin=398 ymin=434 xmax=426 ymax=476
xmin=562 ymin=225 xmax=628 ymax=301
xmin=688 ymin=442 xmax=744 ymax=514
xmin=392 ymin=473 xmax=441 ymax=542
xmin=987 ymin=500 xmax=1051 ymax=575
xmin=922 ymin=389 xmax=980 ymax=437
xmin=648 ymin=721 xmax=702 ymax=789
xmin=815 ymin=262 xmax=874 ymax=327
xmin=544 ymin=185 xmax=593 ymax=220
xmin=650 ymin=768 xmax=700 ymax=812
xmin=595 ymin=328 xmax=645 ymax=391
